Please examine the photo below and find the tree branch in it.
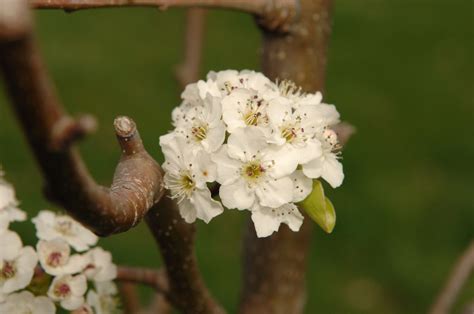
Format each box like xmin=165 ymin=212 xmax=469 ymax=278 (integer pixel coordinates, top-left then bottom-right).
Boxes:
xmin=118 ymin=282 xmax=143 ymax=314
xmin=0 ymin=0 xmax=164 ymax=236
xmin=117 ymin=266 xmax=169 ymax=295
xmin=145 ymin=196 xmax=225 ymax=314
xmin=175 ymin=7 xmax=207 ymax=89
xmin=239 ymin=1 xmax=334 ymax=313
xmin=430 ymin=240 xmax=474 ymax=314
xmin=30 ymin=0 xmax=298 ymax=31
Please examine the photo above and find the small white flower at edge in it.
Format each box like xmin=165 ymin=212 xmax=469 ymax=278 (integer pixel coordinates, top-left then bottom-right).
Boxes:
xmin=37 ymin=239 xmax=90 ymax=276
xmin=87 ymin=281 xmax=119 ymax=314
xmin=0 ymin=291 xmax=56 ymax=314
xmin=0 ymin=230 xmax=38 ymax=297
xmin=32 ymin=210 xmax=98 ymax=252
xmin=47 ymin=274 xmax=87 ymax=311
xmin=83 ymin=247 xmax=117 ymax=282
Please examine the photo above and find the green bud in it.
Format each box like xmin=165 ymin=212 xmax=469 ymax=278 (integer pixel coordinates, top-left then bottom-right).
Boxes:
xmin=297 ymin=180 xmax=336 ymax=233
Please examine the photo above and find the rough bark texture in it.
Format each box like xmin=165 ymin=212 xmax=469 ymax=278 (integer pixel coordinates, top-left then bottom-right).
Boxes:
xmin=239 ymin=1 xmax=333 ymax=313
xmin=146 ymin=196 xmax=225 ymax=314
xmin=0 ymin=0 xmax=164 ymax=236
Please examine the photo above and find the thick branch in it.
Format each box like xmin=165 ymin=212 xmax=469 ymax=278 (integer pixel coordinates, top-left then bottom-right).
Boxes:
xmin=239 ymin=1 xmax=333 ymax=313
xmin=146 ymin=196 xmax=225 ymax=314
xmin=175 ymin=8 xmax=207 ymax=89
xmin=0 ymin=0 xmax=164 ymax=236
xmin=430 ymin=240 xmax=474 ymax=314
xmin=30 ymin=0 xmax=298 ymax=31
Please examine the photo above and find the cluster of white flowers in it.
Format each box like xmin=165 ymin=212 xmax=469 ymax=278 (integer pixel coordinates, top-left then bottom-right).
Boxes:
xmin=0 ymin=169 xmax=119 ymax=314
xmin=160 ymin=70 xmax=344 ymax=237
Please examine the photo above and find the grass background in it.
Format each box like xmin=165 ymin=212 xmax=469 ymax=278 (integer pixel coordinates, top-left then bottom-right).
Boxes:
xmin=0 ymin=1 xmax=472 ymax=313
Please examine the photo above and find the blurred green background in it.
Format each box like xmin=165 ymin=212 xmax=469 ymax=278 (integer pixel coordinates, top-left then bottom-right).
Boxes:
xmin=0 ymin=1 xmax=472 ymax=313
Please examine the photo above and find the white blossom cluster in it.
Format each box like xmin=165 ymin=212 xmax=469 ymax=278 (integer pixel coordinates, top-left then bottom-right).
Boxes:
xmin=0 ymin=169 xmax=119 ymax=314
xmin=160 ymin=70 xmax=344 ymax=237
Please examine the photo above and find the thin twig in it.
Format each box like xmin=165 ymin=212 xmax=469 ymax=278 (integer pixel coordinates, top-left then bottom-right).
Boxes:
xmin=430 ymin=240 xmax=474 ymax=314
xmin=117 ymin=267 xmax=169 ymax=295
xmin=119 ymin=282 xmax=143 ymax=314
xmin=175 ymin=7 xmax=207 ymax=89
xmin=0 ymin=0 xmax=164 ymax=236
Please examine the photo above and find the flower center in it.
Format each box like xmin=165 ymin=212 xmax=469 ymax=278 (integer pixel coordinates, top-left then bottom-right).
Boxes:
xmin=281 ymin=126 xmax=297 ymax=142
xmin=191 ymin=124 xmax=208 ymax=141
xmin=47 ymin=252 xmax=64 ymax=267
xmin=277 ymin=79 xmax=302 ymax=98
xmin=0 ymin=261 xmax=16 ymax=280
xmin=54 ymin=282 xmax=71 ymax=298
xmin=55 ymin=218 xmax=74 ymax=236
xmin=242 ymin=161 xmax=264 ymax=181
xmin=180 ymin=173 xmax=195 ymax=191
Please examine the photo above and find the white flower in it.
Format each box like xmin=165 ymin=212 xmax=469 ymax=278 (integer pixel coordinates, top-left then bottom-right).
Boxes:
xmin=207 ymin=69 xmax=277 ymax=97
xmin=87 ymin=281 xmax=119 ymax=314
xmin=47 ymin=274 xmax=87 ymax=310
xmin=251 ymin=203 xmax=304 ymax=237
xmin=37 ymin=239 xmax=89 ymax=276
xmin=174 ymin=94 xmax=226 ymax=153
xmin=32 ymin=210 xmax=98 ymax=252
xmin=0 ymin=180 xmax=26 ymax=231
xmin=0 ymin=291 xmax=56 ymax=314
xmin=70 ymin=303 xmax=94 ymax=314
xmin=0 ymin=230 xmax=38 ymax=297
xmin=266 ymin=97 xmax=324 ymax=168
xmin=160 ymin=133 xmax=223 ymax=223
xmin=249 ymin=171 xmax=312 ymax=238
xmin=212 ymin=127 xmax=296 ymax=210
xmin=302 ymin=128 xmax=344 ymax=188
xmin=83 ymin=247 xmax=117 ymax=282
xmin=221 ymin=88 xmax=272 ymax=134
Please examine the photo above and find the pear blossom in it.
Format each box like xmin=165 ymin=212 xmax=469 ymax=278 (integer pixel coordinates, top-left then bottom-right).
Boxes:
xmin=87 ymin=281 xmax=119 ymax=314
xmin=161 ymin=70 xmax=346 ymax=237
xmin=0 ymin=178 xmax=26 ymax=230
xmin=0 ymin=230 xmax=38 ymax=297
xmin=251 ymin=203 xmax=304 ymax=237
xmin=160 ymin=133 xmax=223 ymax=223
xmin=0 ymin=291 xmax=56 ymax=314
xmin=71 ymin=303 xmax=94 ymax=314
xmin=266 ymin=97 xmax=324 ymax=168
xmin=174 ymin=94 xmax=226 ymax=153
xmin=83 ymin=247 xmax=117 ymax=282
xmin=48 ymin=274 xmax=87 ymax=310
xmin=33 ymin=210 xmax=98 ymax=252
xmin=221 ymin=88 xmax=271 ymax=134
xmin=212 ymin=127 xmax=295 ymax=210
xmin=37 ymin=239 xmax=90 ymax=276
xmin=302 ymin=128 xmax=344 ymax=188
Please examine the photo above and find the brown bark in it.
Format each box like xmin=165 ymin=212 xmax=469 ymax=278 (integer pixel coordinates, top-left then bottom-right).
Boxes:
xmin=0 ymin=0 xmax=164 ymax=237
xmin=239 ymin=1 xmax=334 ymax=313
xmin=146 ymin=196 xmax=225 ymax=314
xmin=175 ymin=8 xmax=207 ymax=89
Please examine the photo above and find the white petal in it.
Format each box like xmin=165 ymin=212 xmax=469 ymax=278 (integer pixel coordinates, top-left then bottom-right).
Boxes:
xmin=255 ymin=177 xmax=293 ymax=208
xmin=302 ymin=156 xmax=323 ymax=179
xmin=211 ymin=146 xmax=241 ymax=185
xmin=227 ymin=127 xmax=267 ymax=162
xmin=296 ymin=139 xmax=322 ymax=165
xmin=267 ymin=97 xmax=292 ymax=127
xmin=61 ymin=295 xmax=85 ymax=311
xmin=193 ymin=150 xmax=217 ymax=186
xmin=291 ymin=170 xmax=313 ymax=202
xmin=190 ymin=189 xmax=224 ymax=223
xmin=0 ymin=229 xmax=22 ymax=260
xmin=201 ymin=120 xmax=226 ymax=153
xmin=219 ymin=179 xmax=255 ymax=210
xmin=178 ymin=198 xmax=197 ymax=223
xmin=251 ymin=210 xmax=280 ymax=238
xmin=321 ymin=154 xmax=344 ymax=188
xmin=265 ymin=145 xmax=299 ymax=178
